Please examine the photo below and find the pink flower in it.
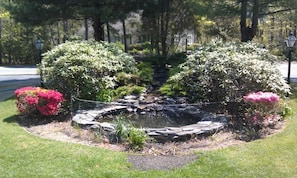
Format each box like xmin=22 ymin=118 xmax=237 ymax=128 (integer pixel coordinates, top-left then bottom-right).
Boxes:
xmin=252 ymin=115 xmax=258 ymax=122
xmin=24 ymin=96 xmax=38 ymax=106
xmin=15 ymin=87 xmax=64 ymax=116
xmin=243 ymin=91 xmax=280 ymax=104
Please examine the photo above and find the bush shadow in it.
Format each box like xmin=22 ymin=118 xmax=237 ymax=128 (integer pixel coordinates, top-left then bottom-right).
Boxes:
xmin=3 ymin=113 xmax=71 ymax=128
xmin=3 ymin=115 xmax=18 ymax=124
xmin=289 ymin=82 xmax=297 ymax=99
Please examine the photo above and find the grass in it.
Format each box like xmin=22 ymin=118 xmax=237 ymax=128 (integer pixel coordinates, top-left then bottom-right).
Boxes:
xmin=0 ymin=96 xmax=297 ymax=177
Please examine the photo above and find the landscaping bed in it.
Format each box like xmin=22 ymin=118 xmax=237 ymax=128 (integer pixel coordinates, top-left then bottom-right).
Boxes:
xmin=15 ymin=113 xmax=285 ymax=170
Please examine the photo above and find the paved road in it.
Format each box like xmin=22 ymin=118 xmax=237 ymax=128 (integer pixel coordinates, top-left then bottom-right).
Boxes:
xmin=275 ymin=61 xmax=297 ymax=84
xmin=0 ymin=66 xmax=40 ymax=101
xmin=0 ymin=65 xmax=38 ymax=76
xmin=0 ymin=62 xmax=297 ymax=102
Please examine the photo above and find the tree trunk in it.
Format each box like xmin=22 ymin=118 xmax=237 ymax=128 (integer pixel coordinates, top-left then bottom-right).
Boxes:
xmin=63 ymin=19 xmax=68 ymax=42
xmin=92 ymin=17 xmax=104 ymax=41
xmin=57 ymin=22 xmax=61 ymax=44
xmin=240 ymin=0 xmax=248 ymax=42
xmin=122 ymin=19 xmax=128 ymax=52
xmin=240 ymin=0 xmax=259 ymax=42
xmin=270 ymin=15 xmax=275 ymax=43
xmin=251 ymin=0 xmax=259 ymax=39
xmin=84 ymin=17 xmax=89 ymax=40
xmin=160 ymin=12 xmax=166 ymax=55
xmin=160 ymin=0 xmax=170 ymax=56
xmin=106 ymin=21 xmax=111 ymax=43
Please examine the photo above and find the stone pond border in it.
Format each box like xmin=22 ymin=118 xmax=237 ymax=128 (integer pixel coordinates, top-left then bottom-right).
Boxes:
xmin=72 ymin=97 xmax=229 ymax=142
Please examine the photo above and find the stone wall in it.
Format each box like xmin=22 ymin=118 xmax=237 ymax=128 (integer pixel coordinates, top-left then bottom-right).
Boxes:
xmin=72 ymin=96 xmax=229 ymax=142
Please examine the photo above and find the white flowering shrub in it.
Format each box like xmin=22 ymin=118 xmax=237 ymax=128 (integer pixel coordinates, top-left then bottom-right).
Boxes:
xmin=41 ymin=40 xmax=137 ymax=101
xmin=167 ymin=40 xmax=290 ymax=103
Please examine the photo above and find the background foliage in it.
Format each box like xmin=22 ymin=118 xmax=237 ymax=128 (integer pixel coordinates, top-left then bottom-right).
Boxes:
xmin=1 ymin=0 xmax=297 ymax=64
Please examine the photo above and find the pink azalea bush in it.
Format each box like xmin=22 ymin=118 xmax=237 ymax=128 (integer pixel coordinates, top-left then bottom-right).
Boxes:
xmin=243 ymin=91 xmax=281 ymax=127
xmin=15 ymin=87 xmax=64 ymax=116
xmin=243 ymin=91 xmax=280 ymax=104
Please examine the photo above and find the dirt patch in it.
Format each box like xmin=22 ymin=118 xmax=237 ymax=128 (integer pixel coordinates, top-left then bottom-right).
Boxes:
xmin=15 ymin=114 xmax=285 ymax=171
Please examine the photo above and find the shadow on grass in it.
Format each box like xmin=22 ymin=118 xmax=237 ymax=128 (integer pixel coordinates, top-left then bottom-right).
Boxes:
xmin=2 ymin=113 xmax=51 ymax=127
xmin=12 ymin=114 xmax=71 ymax=128
xmin=289 ymin=83 xmax=297 ymax=99
xmin=2 ymin=96 xmax=71 ymax=127
xmin=3 ymin=112 xmax=71 ymax=128
xmin=3 ymin=115 xmax=18 ymax=124
xmin=2 ymin=96 xmax=16 ymax=102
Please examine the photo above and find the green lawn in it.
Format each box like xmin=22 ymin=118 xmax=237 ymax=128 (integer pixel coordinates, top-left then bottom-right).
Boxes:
xmin=0 ymin=97 xmax=297 ymax=178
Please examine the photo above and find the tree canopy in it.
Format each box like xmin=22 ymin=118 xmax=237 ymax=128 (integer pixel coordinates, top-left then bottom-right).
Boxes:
xmin=1 ymin=0 xmax=297 ymax=64
xmin=5 ymin=0 xmax=149 ymax=41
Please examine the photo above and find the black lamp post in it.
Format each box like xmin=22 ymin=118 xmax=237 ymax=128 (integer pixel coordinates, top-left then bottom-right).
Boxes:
xmin=34 ymin=36 xmax=43 ymax=63
xmin=285 ymin=32 xmax=296 ymax=84
xmin=34 ymin=36 xmax=44 ymax=87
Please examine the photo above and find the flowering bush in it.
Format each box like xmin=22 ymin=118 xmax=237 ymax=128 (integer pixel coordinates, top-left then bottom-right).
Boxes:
xmin=41 ymin=40 xmax=137 ymax=101
xmin=165 ymin=39 xmax=290 ymax=103
xmin=243 ymin=91 xmax=281 ymax=126
xmin=243 ymin=91 xmax=280 ymax=104
xmin=15 ymin=87 xmax=64 ymax=116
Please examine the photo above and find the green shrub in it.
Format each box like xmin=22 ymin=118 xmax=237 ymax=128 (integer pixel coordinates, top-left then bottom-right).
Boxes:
xmin=114 ymin=85 xmax=145 ymax=99
xmin=128 ymin=42 xmax=151 ymax=51
xmin=166 ymin=39 xmax=290 ymax=103
xmin=159 ymin=82 xmax=186 ymax=97
xmin=116 ymin=72 xmax=140 ymax=86
xmin=96 ymin=85 xmax=114 ymax=102
xmin=113 ymin=116 xmax=148 ymax=150
xmin=114 ymin=115 xmax=130 ymax=143
xmin=142 ymin=48 xmax=151 ymax=55
xmin=41 ymin=40 xmax=137 ymax=101
xmin=115 ymin=62 xmax=154 ymax=87
xmin=128 ymin=127 xmax=147 ymax=150
xmin=129 ymin=48 xmax=139 ymax=55
xmin=137 ymin=62 xmax=154 ymax=84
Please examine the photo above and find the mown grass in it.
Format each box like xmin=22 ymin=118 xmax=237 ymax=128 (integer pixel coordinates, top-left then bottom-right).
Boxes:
xmin=0 ymin=96 xmax=297 ymax=178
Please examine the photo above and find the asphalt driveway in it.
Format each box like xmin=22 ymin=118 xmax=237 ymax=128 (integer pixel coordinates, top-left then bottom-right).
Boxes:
xmin=0 ymin=66 xmax=40 ymax=101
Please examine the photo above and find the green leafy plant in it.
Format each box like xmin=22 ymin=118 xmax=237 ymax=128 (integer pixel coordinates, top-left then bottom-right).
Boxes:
xmin=114 ymin=115 xmax=130 ymax=143
xmin=14 ymin=86 xmax=64 ymax=116
xmin=96 ymin=82 xmax=114 ymax=102
xmin=281 ymin=104 xmax=293 ymax=118
xmin=159 ymin=82 xmax=186 ymax=97
xmin=128 ymin=42 xmax=152 ymax=55
xmin=114 ymin=85 xmax=145 ymax=99
xmin=113 ymin=115 xmax=147 ymax=150
xmin=128 ymin=127 xmax=147 ymax=150
xmin=116 ymin=72 xmax=140 ymax=86
xmin=136 ymin=62 xmax=154 ymax=84
xmin=276 ymin=98 xmax=293 ymax=118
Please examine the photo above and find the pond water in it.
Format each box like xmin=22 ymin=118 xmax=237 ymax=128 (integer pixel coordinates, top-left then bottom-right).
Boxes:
xmin=99 ymin=111 xmax=201 ymax=128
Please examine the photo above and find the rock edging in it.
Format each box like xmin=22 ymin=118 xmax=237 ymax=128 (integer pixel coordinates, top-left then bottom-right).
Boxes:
xmin=72 ymin=101 xmax=229 ymax=142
